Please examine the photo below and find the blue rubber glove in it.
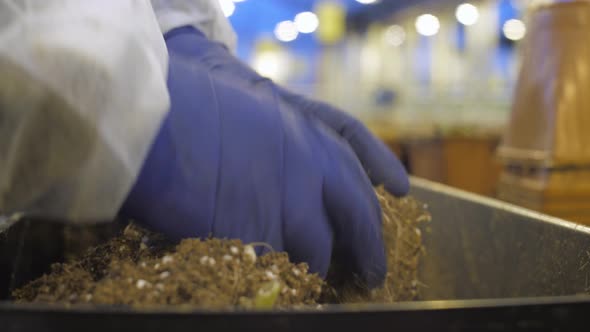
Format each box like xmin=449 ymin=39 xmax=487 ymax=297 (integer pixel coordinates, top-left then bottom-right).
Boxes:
xmin=119 ymin=26 xmax=407 ymax=288
xmin=163 ymin=26 xmax=410 ymax=197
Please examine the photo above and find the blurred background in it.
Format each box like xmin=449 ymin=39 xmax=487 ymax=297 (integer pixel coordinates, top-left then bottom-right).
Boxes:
xmin=220 ymin=0 xmax=526 ymax=196
xmin=220 ymin=0 xmax=590 ymax=223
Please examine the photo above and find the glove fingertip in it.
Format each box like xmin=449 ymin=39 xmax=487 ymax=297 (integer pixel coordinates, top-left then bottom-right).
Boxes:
xmin=384 ymin=172 xmax=410 ymax=197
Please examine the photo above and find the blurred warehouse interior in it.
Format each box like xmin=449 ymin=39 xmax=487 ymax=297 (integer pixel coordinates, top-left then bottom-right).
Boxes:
xmin=222 ymin=0 xmax=589 ymax=223
xmin=227 ymin=0 xmax=525 ymax=132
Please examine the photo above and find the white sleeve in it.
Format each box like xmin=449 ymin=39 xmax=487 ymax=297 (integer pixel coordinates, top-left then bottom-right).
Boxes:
xmin=150 ymin=0 xmax=237 ymax=52
xmin=0 ymin=0 xmax=170 ymax=223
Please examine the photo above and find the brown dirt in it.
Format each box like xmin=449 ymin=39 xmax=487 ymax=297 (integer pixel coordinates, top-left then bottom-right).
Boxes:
xmin=323 ymin=187 xmax=431 ymax=303
xmin=12 ymin=189 xmax=430 ymax=309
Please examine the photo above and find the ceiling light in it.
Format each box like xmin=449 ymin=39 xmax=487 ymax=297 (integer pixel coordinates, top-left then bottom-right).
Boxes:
xmin=384 ymin=25 xmax=405 ymax=46
xmin=503 ymin=19 xmax=526 ymax=41
xmin=416 ymin=14 xmax=440 ymax=37
xmin=274 ymin=21 xmax=299 ymax=42
xmin=456 ymin=3 xmax=479 ymax=26
xmin=295 ymin=12 xmax=319 ymax=34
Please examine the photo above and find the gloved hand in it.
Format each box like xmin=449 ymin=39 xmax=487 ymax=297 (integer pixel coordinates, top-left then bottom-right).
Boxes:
xmin=163 ymin=26 xmax=410 ymax=197
xmin=120 ymin=26 xmax=409 ymax=288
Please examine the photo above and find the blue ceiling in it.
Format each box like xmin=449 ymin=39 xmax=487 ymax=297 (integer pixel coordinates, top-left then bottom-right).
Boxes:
xmin=229 ymin=0 xmax=371 ymax=37
xmin=229 ymin=0 xmax=415 ymax=59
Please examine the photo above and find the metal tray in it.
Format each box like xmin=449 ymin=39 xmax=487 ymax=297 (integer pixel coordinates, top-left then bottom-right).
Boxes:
xmin=2 ymin=177 xmax=590 ymax=332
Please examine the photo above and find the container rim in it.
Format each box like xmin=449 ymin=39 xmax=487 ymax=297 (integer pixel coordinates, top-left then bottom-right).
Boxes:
xmin=2 ymin=294 xmax=590 ymax=315
xmin=410 ymin=176 xmax=590 ymax=235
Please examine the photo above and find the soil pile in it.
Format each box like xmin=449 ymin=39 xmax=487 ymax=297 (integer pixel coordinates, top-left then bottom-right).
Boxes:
xmin=377 ymin=189 xmax=431 ymax=301
xmin=323 ymin=187 xmax=431 ymax=303
xmin=13 ymin=224 xmax=322 ymax=309
xmin=12 ymin=188 xmax=430 ymax=309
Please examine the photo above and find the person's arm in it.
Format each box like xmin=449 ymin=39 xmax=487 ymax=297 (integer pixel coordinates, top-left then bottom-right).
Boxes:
xmin=0 ymin=0 xmax=170 ymax=222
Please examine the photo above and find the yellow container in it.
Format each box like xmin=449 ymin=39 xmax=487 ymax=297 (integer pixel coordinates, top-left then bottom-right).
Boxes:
xmin=497 ymin=1 xmax=590 ymax=167
xmin=497 ymin=168 xmax=590 ymax=225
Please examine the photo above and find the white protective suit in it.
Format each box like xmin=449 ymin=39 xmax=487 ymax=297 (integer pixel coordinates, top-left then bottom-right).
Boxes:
xmin=151 ymin=0 xmax=237 ymax=52
xmin=0 ymin=0 xmax=235 ymax=223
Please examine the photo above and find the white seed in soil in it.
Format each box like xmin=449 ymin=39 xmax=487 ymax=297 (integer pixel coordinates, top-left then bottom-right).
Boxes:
xmin=136 ymin=279 xmax=150 ymax=289
xmin=208 ymin=257 xmax=216 ymax=266
xmin=230 ymin=246 xmax=239 ymax=255
xmin=162 ymin=255 xmax=174 ymax=264
xmin=244 ymin=245 xmax=257 ymax=263
xmin=415 ymin=228 xmax=422 ymax=236
xmin=140 ymin=262 xmax=147 ymax=268
xmin=265 ymin=270 xmax=277 ymax=280
xmin=223 ymin=255 xmax=233 ymax=261
xmin=292 ymin=268 xmax=301 ymax=276
xmin=160 ymin=271 xmax=171 ymax=279
xmin=119 ymin=246 xmax=126 ymax=252
xmin=291 ymin=289 xmax=297 ymax=296
xmin=200 ymin=256 xmax=209 ymax=265
xmin=154 ymin=263 xmax=161 ymax=269
xmin=85 ymin=294 xmax=93 ymax=301
xmin=140 ymin=243 xmax=148 ymax=250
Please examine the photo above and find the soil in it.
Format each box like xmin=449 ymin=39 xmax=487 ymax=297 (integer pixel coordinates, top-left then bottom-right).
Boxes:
xmin=323 ymin=187 xmax=431 ymax=303
xmin=12 ymin=188 xmax=431 ymax=309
